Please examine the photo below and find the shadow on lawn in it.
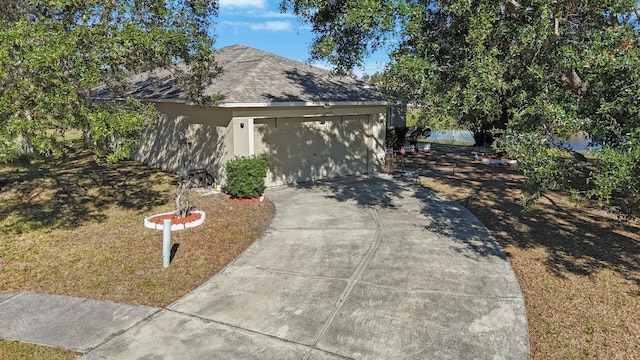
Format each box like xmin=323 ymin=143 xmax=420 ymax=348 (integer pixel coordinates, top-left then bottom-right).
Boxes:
xmin=300 ymin=143 xmax=640 ymax=290
xmin=0 ymin=144 xmax=173 ymax=234
xmin=518 ymin=194 xmax=640 ymax=288
xmin=402 ymin=143 xmax=640 ymax=290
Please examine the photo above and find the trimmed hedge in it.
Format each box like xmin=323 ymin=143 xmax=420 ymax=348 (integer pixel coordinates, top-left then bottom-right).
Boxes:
xmin=225 ymin=155 xmax=269 ymax=199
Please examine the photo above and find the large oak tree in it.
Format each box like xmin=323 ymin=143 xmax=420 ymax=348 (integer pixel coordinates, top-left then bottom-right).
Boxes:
xmin=1 ymin=0 xmax=220 ymax=162
xmin=283 ymin=0 xmax=640 ymax=215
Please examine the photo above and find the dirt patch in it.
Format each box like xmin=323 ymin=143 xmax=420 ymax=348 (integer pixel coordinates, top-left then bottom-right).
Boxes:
xmin=401 ymin=143 xmax=640 ymax=359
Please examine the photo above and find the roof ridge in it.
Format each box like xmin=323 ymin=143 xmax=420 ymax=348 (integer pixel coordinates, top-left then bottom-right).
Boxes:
xmin=106 ymin=44 xmax=382 ymax=104
xmin=218 ymin=44 xmax=330 ymax=76
xmin=226 ymin=48 xmax=271 ymax=99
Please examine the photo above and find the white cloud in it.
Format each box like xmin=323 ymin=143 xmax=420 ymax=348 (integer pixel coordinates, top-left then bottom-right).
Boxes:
xmin=309 ymin=60 xmax=387 ymax=78
xmin=220 ymin=20 xmax=293 ymax=32
xmin=249 ymin=21 xmax=292 ymax=31
xmin=219 ymin=0 xmax=266 ymax=9
xmin=361 ymin=61 xmax=386 ymax=74
xmin=254 ymin=11 xmax=294 ymax=18
xmin=220 ymin=21 xmax=246 ymax=27
xmin=310 ymin=61 xmax=385 ymax=77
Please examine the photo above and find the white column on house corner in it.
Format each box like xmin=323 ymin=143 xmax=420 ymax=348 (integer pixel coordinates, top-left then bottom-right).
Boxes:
xmin=231 ymin=117 xmax=254 ymax=157
xmin=248 ymin=118 xmax=255 ymax=156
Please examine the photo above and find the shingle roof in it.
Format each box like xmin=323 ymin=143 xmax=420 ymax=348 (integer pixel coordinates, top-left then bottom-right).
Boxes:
xmin=94 ymin=45 xmax=382 ymax=105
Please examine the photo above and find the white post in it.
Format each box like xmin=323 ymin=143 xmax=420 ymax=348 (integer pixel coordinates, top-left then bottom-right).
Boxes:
xmin=247 ymin=118 xmax=255 ymax=156
xmin=162 ymin=219 xmax=171 ymax=268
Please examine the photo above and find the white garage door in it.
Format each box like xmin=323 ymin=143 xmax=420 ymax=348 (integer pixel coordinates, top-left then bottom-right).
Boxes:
xmin=253 ymin=115 xmax=371 ymax=186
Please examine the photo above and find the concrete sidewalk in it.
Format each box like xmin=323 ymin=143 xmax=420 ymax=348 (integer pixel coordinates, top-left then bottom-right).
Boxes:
xmin=1 ymin=176 xmax=529 ymax=359
xmin=0 ymin=292 xmax=158 ymax=353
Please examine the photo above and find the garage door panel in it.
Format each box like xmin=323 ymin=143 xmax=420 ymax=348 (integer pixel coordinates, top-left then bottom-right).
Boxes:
xmin=254 ymin=116 xmax=370 ymax=186
xmin=321 ymin=117 xmax=367 ymax=179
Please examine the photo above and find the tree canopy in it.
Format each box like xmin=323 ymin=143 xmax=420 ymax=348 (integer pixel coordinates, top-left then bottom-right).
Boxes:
xmin=0 ymin=0 xmax=220 ymax=162
xmin=283 ymin=0 xmax=640 ymax=216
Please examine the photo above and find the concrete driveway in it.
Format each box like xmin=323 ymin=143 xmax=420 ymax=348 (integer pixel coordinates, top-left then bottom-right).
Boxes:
xmin=83 ymin=176 xmax=529 ymax=359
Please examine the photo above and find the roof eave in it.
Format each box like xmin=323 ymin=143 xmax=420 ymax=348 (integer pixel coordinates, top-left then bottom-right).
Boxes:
xmin=217 ymin=100 xmax=387 ymax=108
xmin=92 ymin=97 xmax=387 ymax=108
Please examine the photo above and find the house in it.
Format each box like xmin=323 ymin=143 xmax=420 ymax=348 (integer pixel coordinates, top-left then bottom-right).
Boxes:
xmin=97 ymin=45 xmax=387 ymax=187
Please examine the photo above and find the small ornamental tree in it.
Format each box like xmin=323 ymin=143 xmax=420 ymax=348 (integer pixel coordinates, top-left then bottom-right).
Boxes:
xmin=174 ymin=130 xmax=193 ymax=219
xmin=225 ymin=156 xmax=269 ymax=199
xmin=175 ymin=180 xmax=191 ymax=218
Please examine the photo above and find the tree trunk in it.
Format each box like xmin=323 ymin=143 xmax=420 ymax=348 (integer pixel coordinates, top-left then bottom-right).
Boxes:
xmin=504 ymin=0 xmax=522 ymax=12
xmin=472 ymin=129 xmax=494 ymax=147
xmin=175 ymin=181 xmax=190 ymax=218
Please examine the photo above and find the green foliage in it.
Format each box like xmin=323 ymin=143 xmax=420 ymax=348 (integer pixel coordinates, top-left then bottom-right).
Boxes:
xmin=87 ymin=99 xmax=159 ymax=162
xmin=590 ymin=128 xmax=640 ymax=216
xmin=360 ymin=72 xmax=384 ymax=85
xmin=283 ymin=0 xmax=640 ymax=216
xmin=501 ymin=130 xmax=576 ymax=207
xmin=406 ymin=110 xmax=418 ymax=127
xmin=225 ymin=156 xmax=270 ymax=199
xmin=407 ymin=107 xmax=458 ymax=130
xmin=0 ymin=1 xmax=220 ymax=163
xmin=281 ymin=0 xmax=398 ymax=75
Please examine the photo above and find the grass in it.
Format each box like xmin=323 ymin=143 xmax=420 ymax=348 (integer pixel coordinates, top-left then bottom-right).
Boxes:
xmin=0 ymin=340 xmax=79 ymax=360
xmin=3 ymin=141 xmax=638 ymax=359
xmin=0 ymin=143 xmax=275 ymax=358
xmin=401 ymin=143 xmax=640 ymax=359
xmin=419 ymin=138 xmax=474 ymax=146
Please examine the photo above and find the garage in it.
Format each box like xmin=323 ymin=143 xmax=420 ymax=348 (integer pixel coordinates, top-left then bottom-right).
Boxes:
xmin=253 ymin=115 xmax=372 ymax=186
xmin=106 ymin=45 xmax=389 ymax=186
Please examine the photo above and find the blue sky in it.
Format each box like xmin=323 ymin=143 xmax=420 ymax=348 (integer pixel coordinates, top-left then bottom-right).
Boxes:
xmin=214 ymin=0 xmax=388 ymax=77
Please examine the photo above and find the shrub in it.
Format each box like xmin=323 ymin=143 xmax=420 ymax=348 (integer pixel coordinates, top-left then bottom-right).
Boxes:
xmin=225 ymin=155 xmax=269 ymax=199
xmin=386 ymin=126 xmax=431 ymax=149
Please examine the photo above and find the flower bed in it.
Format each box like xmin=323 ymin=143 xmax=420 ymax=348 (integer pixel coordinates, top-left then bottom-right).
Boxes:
xmin=144 ymin=210 xmax=206 ymax=231
xmin=229 ymin=195 xmax=265 ymax=204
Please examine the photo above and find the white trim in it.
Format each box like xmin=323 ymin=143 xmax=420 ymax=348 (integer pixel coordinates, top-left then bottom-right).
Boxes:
xmin=92 ymin=97 xmax=386 ymax=108
xmin=217 ymin=100 xmax=387 ymax=108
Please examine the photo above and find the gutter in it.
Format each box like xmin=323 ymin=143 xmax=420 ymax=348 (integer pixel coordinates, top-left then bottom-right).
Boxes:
xmin=92 ymin=97 xmax=387 ymax=108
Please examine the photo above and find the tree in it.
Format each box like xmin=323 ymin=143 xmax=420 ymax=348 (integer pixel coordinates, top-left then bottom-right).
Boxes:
xmin=0 ymin=0 xmax=221 ymax=162
xmin=360 ymin=71 xmax=384 ymax=85
xmin=282 ymin=0 xmax=640 ymax=216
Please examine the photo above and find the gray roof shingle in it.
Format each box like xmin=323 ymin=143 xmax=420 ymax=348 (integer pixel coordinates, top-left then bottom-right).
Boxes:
xmin=94 ymin=45 xmax=382 ymax=105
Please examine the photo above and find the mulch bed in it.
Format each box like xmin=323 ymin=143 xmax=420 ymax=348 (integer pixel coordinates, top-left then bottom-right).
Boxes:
xmin=228 ymin=196 xmax=264 ymax=204
xmin=147 ymin=212 xmax=202 ymax=225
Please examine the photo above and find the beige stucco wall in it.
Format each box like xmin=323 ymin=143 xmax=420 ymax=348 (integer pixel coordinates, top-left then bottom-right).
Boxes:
xmin=133 ymin=103 xmax=234 ymax=182
xmin=134 ymin=102 xmax=387 ymax=186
